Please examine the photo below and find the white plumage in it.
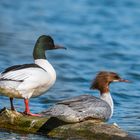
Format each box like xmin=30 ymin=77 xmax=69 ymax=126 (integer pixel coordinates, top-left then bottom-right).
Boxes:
xmin=0 ymin=59 xmax=56 ymax=99
xmin=0 ymin=35 xmax=65 ymax=116
xmin=100 ymin=92 xmax=114 ymax=118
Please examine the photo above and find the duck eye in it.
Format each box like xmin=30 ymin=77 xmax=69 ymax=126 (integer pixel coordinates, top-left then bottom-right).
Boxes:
xmin=114 ymin=75 xmax=120 ymax=79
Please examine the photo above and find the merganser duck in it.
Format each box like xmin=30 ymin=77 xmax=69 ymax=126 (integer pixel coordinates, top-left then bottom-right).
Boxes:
xmin=0 ymin=35 xmax=65 ymax=116
xmin=44 ymin=71 xmax=129 ymax=122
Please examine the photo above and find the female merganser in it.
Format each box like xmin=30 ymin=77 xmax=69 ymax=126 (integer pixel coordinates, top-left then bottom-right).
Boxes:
xmin=0 ymin=35 xmax=65 ymax=116
xmin=44 ymin=71 xmax=129 ymax=122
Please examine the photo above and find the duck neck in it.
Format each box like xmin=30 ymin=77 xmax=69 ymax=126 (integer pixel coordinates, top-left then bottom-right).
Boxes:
xmin=100 ymin=92 xmax=114 ymax=118
xmin=35 ymin=59 xmax=56 ymax=85
xmin=33 ymin=44 xmax=46 ymax=60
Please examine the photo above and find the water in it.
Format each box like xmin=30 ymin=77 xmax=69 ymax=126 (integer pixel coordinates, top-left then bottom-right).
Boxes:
xmin=0 ymin=0 xmax=140 ymax=139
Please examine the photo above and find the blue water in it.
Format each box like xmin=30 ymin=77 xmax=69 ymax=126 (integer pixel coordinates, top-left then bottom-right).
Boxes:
xmin=0 ymin=0 xmax=140 ymax=139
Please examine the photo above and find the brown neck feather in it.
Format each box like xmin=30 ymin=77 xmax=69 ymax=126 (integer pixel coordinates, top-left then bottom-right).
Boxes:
xmin=91 ymin=77 xmax=110 ymax=94
xmin=100 ymin=86 xmax=110 ymax=94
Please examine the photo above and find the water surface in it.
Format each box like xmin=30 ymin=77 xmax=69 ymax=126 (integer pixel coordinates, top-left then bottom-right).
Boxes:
xmin=0 ymin=0 xmax=140 ymax=139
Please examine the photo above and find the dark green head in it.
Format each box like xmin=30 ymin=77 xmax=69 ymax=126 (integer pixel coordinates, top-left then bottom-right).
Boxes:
xmin=33 ymin=35 xmax=66 ymax=59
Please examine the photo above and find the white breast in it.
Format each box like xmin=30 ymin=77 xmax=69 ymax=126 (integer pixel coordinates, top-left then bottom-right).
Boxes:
xmin=100 ymin=92 xmax=114 ymax=118
xmin=0 ymin=59 xmax=56 ymax=99
xmin=35 ymin=59 xmax=56 ymax=85
xmin=32 ymin=59 xmax=56 ymax=97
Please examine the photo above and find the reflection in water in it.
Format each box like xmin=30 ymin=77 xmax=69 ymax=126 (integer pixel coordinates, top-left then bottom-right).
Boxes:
xmin=0 ymin=0 xmax=140 ymax=139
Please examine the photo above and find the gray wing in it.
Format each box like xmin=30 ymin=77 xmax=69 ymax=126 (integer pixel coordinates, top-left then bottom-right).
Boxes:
xmin=44 ymin=95 xmax=111 ymax=123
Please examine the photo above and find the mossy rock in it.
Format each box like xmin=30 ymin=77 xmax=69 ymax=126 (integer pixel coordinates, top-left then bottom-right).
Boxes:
xmin=0 ymin=108 xmax=138 ymax=140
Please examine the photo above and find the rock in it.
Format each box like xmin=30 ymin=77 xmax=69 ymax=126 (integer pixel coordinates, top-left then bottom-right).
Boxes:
xmin=0 ymin=108 xmax=138 ymax=140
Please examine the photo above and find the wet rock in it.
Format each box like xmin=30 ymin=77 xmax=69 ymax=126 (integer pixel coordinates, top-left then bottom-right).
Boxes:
xmin=0 ymin=108 xmax=138 ymax=140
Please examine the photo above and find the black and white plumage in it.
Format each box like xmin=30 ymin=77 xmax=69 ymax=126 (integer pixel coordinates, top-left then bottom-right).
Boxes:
xmin=0 ymin=59 xmax=56 ymax=99
xmin=0 ymin=35 xmax=65 ymax=116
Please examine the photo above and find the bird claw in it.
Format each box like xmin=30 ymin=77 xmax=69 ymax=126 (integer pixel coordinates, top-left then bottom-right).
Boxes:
xmin=11 ymin=107 xmax=16 ymax=111
xmin=23 ymin=111 xmax=42 ymax=117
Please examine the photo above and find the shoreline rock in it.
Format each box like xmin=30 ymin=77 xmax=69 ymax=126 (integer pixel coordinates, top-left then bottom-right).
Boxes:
xmin=0 ymin=108 xmax=138 ymax=140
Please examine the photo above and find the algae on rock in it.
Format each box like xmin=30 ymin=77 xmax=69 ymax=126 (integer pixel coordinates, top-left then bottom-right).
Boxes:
xmin=0 ymin=108 xmax=137 ymax=140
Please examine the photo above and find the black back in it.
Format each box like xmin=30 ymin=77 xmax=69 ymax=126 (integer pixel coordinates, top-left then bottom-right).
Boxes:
xmin=2 ymin=64 xmax=45 ymax=74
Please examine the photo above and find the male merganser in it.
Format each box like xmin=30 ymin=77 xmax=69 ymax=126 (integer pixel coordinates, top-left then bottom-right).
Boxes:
xmin=0 ymin=35 xmax=65 ymax=116
xmin=44 ymin=71 xmax=129 ymax=122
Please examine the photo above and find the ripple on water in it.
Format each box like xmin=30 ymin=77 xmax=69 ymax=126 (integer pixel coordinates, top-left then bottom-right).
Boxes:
xmin=0 ymin=0 xmax=140 ymax=139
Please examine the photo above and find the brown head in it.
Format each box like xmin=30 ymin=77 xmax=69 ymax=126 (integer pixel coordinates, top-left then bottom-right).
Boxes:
xmin=90 ymin=71 xmax=129 ymax=94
